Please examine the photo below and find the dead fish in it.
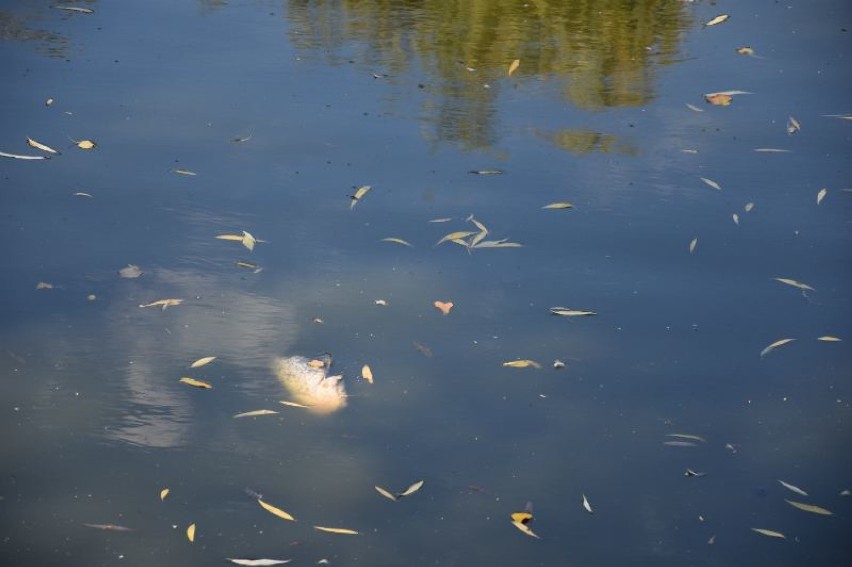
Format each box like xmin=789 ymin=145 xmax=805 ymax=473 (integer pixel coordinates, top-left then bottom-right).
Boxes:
xmin=272 ymin=355 xmax=347 ymax=415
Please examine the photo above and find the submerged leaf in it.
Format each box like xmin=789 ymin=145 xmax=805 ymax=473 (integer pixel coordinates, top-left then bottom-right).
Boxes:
xmin=468 ymin=169 xmax=504 ymax=175
xmin=179 ymin=377 xmax=212 ymax=389
xmin=689 ymin=238 xmax=698 ymax=254
xmin=667 ymin=433 xmax=706 ymax=443
xmin=279 ymin=400 xmax=311 ymax=409
xmin=258 ymin=499 xmax=295 ymax=521
xmin=785 ymin=500 xmax=832 ymax=516
xmin=83 ymin=523 xmax=133 ymax=531
xmin=190 ymin=356 xmax=216 ymax=368
xmin=760 ymin=338 xmax=796 ymax=358
xmin=582 ymin=494 xmax=593 ymax=514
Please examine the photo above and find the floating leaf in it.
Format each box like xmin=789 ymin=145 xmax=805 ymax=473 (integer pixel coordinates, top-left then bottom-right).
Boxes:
xmin=429 ymin=217 xmax=452 ymax=223
xmin=45 ymin=97 xmax=54 ymax=106
xmin=233 ymin=409 xmax=278 ymax=419
xmin=582 ymin=494 xmax=593 ymax=514
xmin=349 ymin=185 xmax=371 ymax=209
xmin=139 ymin=298 xmax=183 ymax=310
xmin=374 ymin=299 xmax=388 ymax=306
xmin=179 ymin=377 xmax=212 ymax=389
xmin=398 ymin=480 xmax=424 ymax=497
xmin=754 ymin=148 xmax=791 ymax=153
xmin=241 ymin=231 xmax=257 ymax=251
xmin=511 ymin=512 xmax=533 ymax=524
xmin=436 ymin=231 xmax=476 ymax=246
xmin=279 ymin=400 xmax=311 ymax=409
xmin=36 ymin=282 xmax=54 ymax=290
xmin=685 ymin=469 xmax=706 ymax=477
xmin=83 ymin=523 xmax=133 ymax=531
xmin=760 ymin=338 xmax=796 ymax=358
xmin=773 ymin=278 xmax=815 ymax=292
xmin=375 ymin=486 xmax=398 ymax=501
xmin=73 ymin=192 xmax=93 ymax=198
xmin=26 ymin=137 xmax=59 ymax=154
xmin=787 ymin=116 xmax=801 ymax=135
xmin=502 ymin=359 xmax=541 ymax=369
xmin=705 ymin=93 xmax=732 ymax=106
xmin=56 ymin=6 xmax=94 ymax=14
xmin=778 ymin=480 xmax=808 ymax=497
xmin=663 ymin=440 xmax=697 ymax=447
xmin=744 ymin=202 xmax=755 ymax=212
xmin=817 ymin=336 xmax=841 ymax=342
xmin=434 ymin=300 xmax=453 ymax=315
xmin=226 ymin=560 xmax=291 ymax=566
xmin=381 ymin=237 xmax=413 ymax=247
xmin=685 ymin=103 xmax=703 ymax=112
xmin=216 ymin=233 xmax=244 ymax=241
xmin=258 ymin=499 xmax=295 ymax=521
xmin=118 ymin=264 xmax=143 ymax=279
xmin=75 ymin=139 xmax=96 ymax=150
xmin=361 ymin=364 xmax=374 ymax=384
xmin=550 ymin=307 xmax=597 ymax=317
xmin=236 ymin=260 xmax=261 ymax=271
xmin=542 ymin=202 xmax=574 ymax=210
xmin=190 ymin=356 xmax=216 ymax=368
xmin=785 ymin=500 xmax=832 ymax=516
xmin=472 ymin=239 xmax=523 ymax=248
xmin=751 ymin=528 xmax=785 ymax=539
xmin=817 ymin=188 xmax=827 ymax=205
xmin=186 ymin=523 xmax=196 ymax=542
xmin=160 ymin=488 xmax=170 ymax=501
xmin=0 ymin=150 xmax=49 ymax=160
xmin=313 ymin=526 xmax=359 ymax=535
xmin=508 ymin=59 xmax=520 ymax=77
xmin=704 ymin=14 xmax=730 ymax=27
xmin=172 ymin=168 xmax=197 ymax=176
xmin=732 ymin=213 xmax=740 ymax=225
xmin=700 ymin=177 xmax=722 ymax=191
xmin=511 ymin=521 xmax=539 ymax=538
xmin=689 ymin=238 xmax=698 ymax=254
xmin=736 ymin=47 xmax=755 ymax=56
xmin=468 ymin=169 xmax=504 ymax=175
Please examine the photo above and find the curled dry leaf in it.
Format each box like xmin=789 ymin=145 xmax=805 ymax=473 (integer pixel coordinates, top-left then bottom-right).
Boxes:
xmin=434 ymin=301 xmax=453 ymax=315
xmin=349 ymin=185 xmax=371 ymax=209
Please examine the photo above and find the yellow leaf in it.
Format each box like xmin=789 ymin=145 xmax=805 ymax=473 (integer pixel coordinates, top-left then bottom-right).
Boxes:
xmin=434 ymin=300 xmax=454 ymax=315
xmin=313 ymin=526 xmax=359 ymax=535
xmin=361 ymin=364 xmax=374 ymax=384
xmin=751 ymin=528 xmax=785 ymax=539
xmin=75 ymin=139 xmax=96 ymax=150
xmin=736 ymin=46 xmax=755 ymax=56
xmin=216 ymin=233 xmax=245 ymax=241
xmin=179 ymin=377 xmax=212 ymax=389
xmin=760 ymin=338 xmax=796 ymax=358
xmin=26 ymin=137 xmax=60 ymax=154
xmin=186 ymin=523 xmax=196 ymax=542
xmin=258 ymin=499 xmax=295 ymax=521
xmin=704 ymin=93 xmax=732 ymax=106
xmin=785 ymin=500 xmax=832 ymax=516
xmin=139 ymin=298 xmax=183 ymax=310
xmin=704 ymin=14 xmax=730 ymax=27
xmin=349 ymin=185 xmax=371 ymax=209
xmin=542 ymin=202 xmax=574 ymax=210
xmin=381 ymin=237 xmax=413 ymax=247
xmin=510 ymin=512 xmax=533 ymax=524
xmin=508 ymin=59 xmax=520 ymax=77
xmin=511 ymin=520 xmax=539 ymax=538
xmin=190 ymin=356 xmax=216 ymax=368
xmin=502 ymin=360 xmax=541 ymax=369
xmin=398 ymin=480 xmax=424 ymax=497
xmin=375 ymin=486 xmax=398 ymax=501
xmin=160 ymin=488 xmax=170 ymax=501
xmin=233 ymin=409 xmax=278 ymax=418
xmin=435 ymin=231 xmax=475 ymax=246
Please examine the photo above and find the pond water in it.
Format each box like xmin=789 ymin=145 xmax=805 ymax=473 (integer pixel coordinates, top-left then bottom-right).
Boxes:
xmin=2 ymin=1 xmax=851 ymax=565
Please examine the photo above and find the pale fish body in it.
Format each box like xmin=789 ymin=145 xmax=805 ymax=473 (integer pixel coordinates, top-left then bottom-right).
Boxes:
xmin=273 ymin=355 xmax=347 ymax=415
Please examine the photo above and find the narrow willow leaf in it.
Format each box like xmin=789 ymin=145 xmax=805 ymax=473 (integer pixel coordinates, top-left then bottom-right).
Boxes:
xmin=778 ymin=480 xmax=808 ymax=497
xmin=472 ymin=240 xmax=523 ymax=248
xmin=349 ymin=185 xmax=371 ymax=209
xmin=667 ymin=433 xmax=706 ymax=443
xmin=56 ymin=6 xmax=94 ymax=13
xmin=179 ymin=377 xmax=212 ymax=389
xmin=139 ymin=298 xmax=183 ymax=310
xmin=398 ymin=480 xmax=424 ymax=497
xmin=73 ymin=192 xmax=93 ymax=198
xmin=216 ymin=234 xmax=245 ymax=241
xmin=172 ymin=168 xmax=197 ymax=176
xmin=511 ymin=520 xmax=539 ymax=538
xmin=361 ymin=364 xmax=374 ymax=384
xmin=381 ymin=237 xmax=412 ymax=247
xmin=508 ymin=59 xmax=520 ymax=77
xmin=700 ymin=177 xmax=722 ymax=191
xmin=817 ymin=336 xmax=842 ymax=342
xmin=258 ymin=499 xmax=295 ymax=521
xmin=773 ymin=278 xmax=815 ymax=291
xmin=817 ymin=188 xmax=827 ymax=205
xmin=582 ymin=494 xmax=593 ymax=514
xmin=375 ymin=486 xmax=397 ymax=501
xmin=663 ymin=441 xmax=697 ymax=447
xmin=83 ymin=523 xmax=133 ymax=531
xmin=26 ymin=137 xmax=59 ymax=154
xmin=233 ymin=409 xmax=278 ymax=418
xmin=0 ymin=150 xmax=48 ymax=160
xmin=704 ymin=14 xmax=729 ymax=27
xmin=689 ymin=238 xmax=698 ymax=254
xmin=754 ymin=148 xmax=791 ymax=153
xmin=468 ymin=169 xmax=504 ymax=175
xmin=429 ymin=217 xmax=452 ymax=223
xmin=435 ymin=231 xmax=475 ymax=246
xmin=226 ymin=559 xmax=292 ymax=566
xmin=685 ymin=103 xmax=704 ymax=112
xmin=542 ymin=202 xmax=574 ymax=210
xmin=760 ymin=338 xmax=796 ymax=358
xmin=313 ymin=526 xmax=359 ymax=535
xmin=502 ymin=360 xmax=542 ymax=369
xmin=160 ymin=488 xmax=170 ymax=501
xmin=279 ymin=400 xmax=311 ymax=409
xmin=785 ymin=500 xmax=832 ymax=515
xmin=190 ymin=356 xmax=216 ymax=368
xmin=751 ymin=528 xmax=785 ymax=539
xmin=550 ymin=307 xmax=597 ymax=317
xmin=186 ymin=523 xmax=196 ymax=542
